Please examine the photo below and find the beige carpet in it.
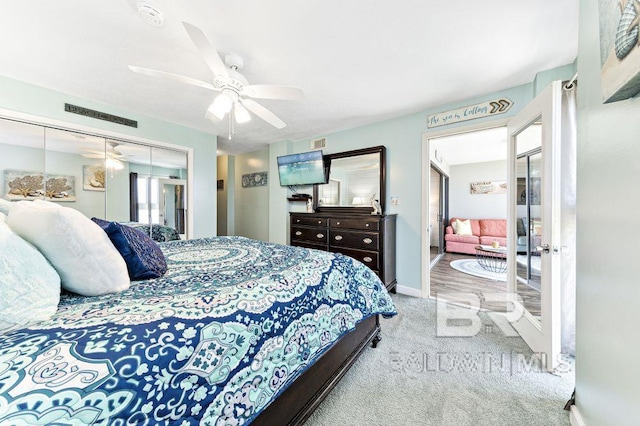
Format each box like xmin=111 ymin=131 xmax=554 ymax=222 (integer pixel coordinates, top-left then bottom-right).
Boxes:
xmin=305 ymin=294 xmax=574 ymax=426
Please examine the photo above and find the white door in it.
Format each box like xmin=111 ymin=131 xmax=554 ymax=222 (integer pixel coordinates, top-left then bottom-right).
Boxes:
xmin=507 ymin=81 xmax=562 ymax=372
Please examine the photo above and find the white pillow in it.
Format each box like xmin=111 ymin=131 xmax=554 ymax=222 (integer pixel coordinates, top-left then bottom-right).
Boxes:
xmin=6 ymin=201 xmax=130 ymax=296
xmin=0 ymin=198 xmax=11 ymax=215
xmin=0 ymin=212 xmax=61 ymax=334
xmin=455 ymin=219 xmax=473 ymax=236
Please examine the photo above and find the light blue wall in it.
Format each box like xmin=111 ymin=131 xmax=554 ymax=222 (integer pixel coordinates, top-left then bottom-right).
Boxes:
xmin=0 ymin=76 xmax=217 ymax=238
xmin=575 ymin=0 xmax=640 ymax=424
xmin=268 ymin=65 xmax=575 ymax=291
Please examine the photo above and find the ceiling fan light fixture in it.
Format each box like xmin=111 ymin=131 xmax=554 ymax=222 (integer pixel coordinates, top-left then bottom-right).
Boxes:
xmin=209 ymin=92 xmax=233 ymax=120
xmin=234 ymin=103 xmax=251 ymax=124
xmin=106 ymin=157 xmax=125 ymax=171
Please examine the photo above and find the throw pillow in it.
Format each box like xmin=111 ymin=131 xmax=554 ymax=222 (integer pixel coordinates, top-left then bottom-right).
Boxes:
xmin=0 ymin=198 xmax=11 ymax=215
xmin=0 ymin=212 xmax=61 ymax=334
xmin=6 ymin=201 xmax=130 ymax=296
xmin=92 ymin=218 xmax=168 ymax=280
xmin=455 ymin=219 xmax=473 ymax=236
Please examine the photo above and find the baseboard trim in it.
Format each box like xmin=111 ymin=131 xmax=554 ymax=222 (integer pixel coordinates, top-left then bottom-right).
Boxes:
xmin=570 ymin=405 xmax=586 ymax=426
xmin=395 ymin=285 xmax=422 ymax=298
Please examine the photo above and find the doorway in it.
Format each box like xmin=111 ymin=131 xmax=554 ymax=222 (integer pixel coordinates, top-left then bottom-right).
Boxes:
xmin=423 ymin=123 xmax=509 ymax=302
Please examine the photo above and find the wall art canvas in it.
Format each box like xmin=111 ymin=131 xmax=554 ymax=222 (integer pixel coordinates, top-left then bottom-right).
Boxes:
xmin=242 ymin=172 xmax=268 ymax=188
xmin=83 ymin=165 xmax=106 ymax=191
xmin=470 ymin=181 xmax=507 ymax=195
xmin=599 ymin=0 xmax=640 ymax=103
xmin=2 ymin=169 xmax=76 ymax=202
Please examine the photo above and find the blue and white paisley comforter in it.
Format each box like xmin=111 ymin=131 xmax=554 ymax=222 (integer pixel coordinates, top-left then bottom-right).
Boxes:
xmin=0 ymin=236 xmax=396 ymax=425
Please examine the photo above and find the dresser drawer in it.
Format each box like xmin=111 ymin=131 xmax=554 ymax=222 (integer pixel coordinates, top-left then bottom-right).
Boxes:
xmin=292 ymin=226 xmax=329 ymax=244
xmin=291 ymin=216 xmax=328 ymax=227
xmin=332 ymin=247 xmax=379 ymax=270
xmin=329 ymin=218 xmax=379 ymax=231
xmin=330 ymin=230 xmax=379 ymax=251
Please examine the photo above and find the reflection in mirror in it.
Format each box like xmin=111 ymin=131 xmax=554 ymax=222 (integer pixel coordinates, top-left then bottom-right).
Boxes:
xmin=317 ymin=153 xmax=380 ymax=207
xmin=515 ymin=118 xmax=542 ymax=320
xmin=44 ymin=128 xmax=107 ymax=218
xmin=314 ymin=146 xmax=385 ymax=213
xmin=0 ymin=119 xmax=45 ymax=202
xmin=0 ymin=116 xmax=190 ymax=240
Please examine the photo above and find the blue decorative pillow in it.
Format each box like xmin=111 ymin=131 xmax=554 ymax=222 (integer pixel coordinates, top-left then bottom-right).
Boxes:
xmin=92 ymin=218 xmax=167 ymax=280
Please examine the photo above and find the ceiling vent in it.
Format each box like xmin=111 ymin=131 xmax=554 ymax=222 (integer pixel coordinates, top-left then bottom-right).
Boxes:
xmin=311 ymin=138 xmax=326 ymax=150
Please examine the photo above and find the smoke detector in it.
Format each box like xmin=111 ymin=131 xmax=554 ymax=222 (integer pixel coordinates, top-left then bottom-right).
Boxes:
xmin=130 ymin=1 xmax=165 ymax=28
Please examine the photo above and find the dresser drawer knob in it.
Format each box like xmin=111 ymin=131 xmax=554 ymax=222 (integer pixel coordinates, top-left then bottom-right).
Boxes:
xmin=363 ymin=238 xmax=373 ymax=245
xmin=336 ymin=221 xmax=341 ymax=225
xmin=316 ymin=233 xmax=324 ymax=239
xmin=365 ymin=223 xmax=370 ymax=227
xmin=295 ymin=231 xmax=302 ymax=236
xmin=334 ymin=235 xmax=343 ymax=241
xmin=318 ymin=220 xmax=322 ymax=224
xmin=296 ymin=219 xmax=301 ymax=223
xmin=363 ymin=256 xmax=373 ymax=263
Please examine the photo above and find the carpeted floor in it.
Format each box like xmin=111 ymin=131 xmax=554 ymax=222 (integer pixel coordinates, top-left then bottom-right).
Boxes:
xmin=305 ymin=294 xmax=574 ymax=426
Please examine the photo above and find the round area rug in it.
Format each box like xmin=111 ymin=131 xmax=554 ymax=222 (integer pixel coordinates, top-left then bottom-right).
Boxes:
xmin=450 ymin=259 xmax=507 ymax=282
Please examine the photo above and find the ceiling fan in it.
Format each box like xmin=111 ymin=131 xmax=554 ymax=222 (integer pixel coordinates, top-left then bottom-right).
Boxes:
xmin=81 ymin=141 xmax=129 ymax=170
xmin=129 ymin=21 xmax=305 ymax=133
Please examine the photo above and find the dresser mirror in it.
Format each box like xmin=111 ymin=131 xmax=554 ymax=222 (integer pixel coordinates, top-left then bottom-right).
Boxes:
xmin=313 ymin=145 xmax=386 ymax=214
xmin=0 ymin=117 xmax=189 ymax=239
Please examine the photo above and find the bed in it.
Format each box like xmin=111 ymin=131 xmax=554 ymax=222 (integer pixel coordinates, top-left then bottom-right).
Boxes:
xmin=122 ymin=221 xmax=182 ymax=242
xmin=0 ymin=236 xmax=396 ymax=425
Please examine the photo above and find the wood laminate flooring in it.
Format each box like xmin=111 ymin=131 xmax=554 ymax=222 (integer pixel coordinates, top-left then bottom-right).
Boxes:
xmin=430 ymin=252 xmax=541 ymax=316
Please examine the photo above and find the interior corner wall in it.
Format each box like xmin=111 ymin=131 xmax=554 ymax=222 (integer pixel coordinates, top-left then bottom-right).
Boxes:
xmin=216 ymin=155 xmax=229 ymax=236
xmin=233 ymin=148 xmax=269 ymax=241
xmin=0 ymin=75 xmax=217 ymax=238
xmin=448 ymin=160 xmax=507 ymax=220
xmin=575 ymin=1 xmax=640 ymax=424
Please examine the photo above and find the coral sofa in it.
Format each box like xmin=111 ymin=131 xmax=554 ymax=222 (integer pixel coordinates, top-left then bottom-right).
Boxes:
xmin=444 ymin=218 xmax=508 ymax=255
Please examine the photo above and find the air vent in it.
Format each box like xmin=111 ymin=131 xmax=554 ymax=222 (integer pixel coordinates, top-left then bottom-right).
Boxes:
xmin=311 ymin=138 xmax=326 ymax=149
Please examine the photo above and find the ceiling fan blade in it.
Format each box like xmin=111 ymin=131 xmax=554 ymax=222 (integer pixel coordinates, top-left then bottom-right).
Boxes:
xmin=181 ymin=21 xmax=229 ymax=80
xmin=241 ymin=99 xmax=286 ymax=129
xmin=128 ymin=65 xmax=218 ymax=91
xmin=242 ymin=85 xmax=305 ymax=100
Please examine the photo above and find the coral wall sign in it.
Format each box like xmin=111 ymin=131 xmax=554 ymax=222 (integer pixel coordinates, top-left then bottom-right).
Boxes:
xmin=427 ymin=98 xmax=513 ymax=128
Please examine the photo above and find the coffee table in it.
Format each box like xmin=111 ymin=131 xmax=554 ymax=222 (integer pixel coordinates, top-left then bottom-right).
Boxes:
xmin=474 ymin=245 xmax=507 ymax=273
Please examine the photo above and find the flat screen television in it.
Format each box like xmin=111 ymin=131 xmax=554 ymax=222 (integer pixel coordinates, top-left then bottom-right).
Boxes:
xmin=277 ymin=150 xmax=328 ymax=186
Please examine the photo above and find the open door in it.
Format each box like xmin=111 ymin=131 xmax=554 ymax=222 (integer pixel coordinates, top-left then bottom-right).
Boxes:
xmin=507 ymin=81 xmax=562 ymax=372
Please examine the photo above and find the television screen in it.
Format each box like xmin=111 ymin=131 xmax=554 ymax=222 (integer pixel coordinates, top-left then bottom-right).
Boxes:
xmin=277 ymin=150 xmax=327 ymax=186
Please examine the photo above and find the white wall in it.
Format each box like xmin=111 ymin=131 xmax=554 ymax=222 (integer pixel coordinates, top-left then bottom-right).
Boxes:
xmin=234 ymin=149 xmax=269 ymax=241
xmin=574 ymin=1 xmax=640 ymax=424
xmin=448 ymin=160 xmax=507 ymax=220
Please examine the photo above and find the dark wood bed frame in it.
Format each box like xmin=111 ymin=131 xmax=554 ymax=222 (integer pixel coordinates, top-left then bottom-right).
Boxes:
xmin=253 ymin=314 xmax=381 ymax=425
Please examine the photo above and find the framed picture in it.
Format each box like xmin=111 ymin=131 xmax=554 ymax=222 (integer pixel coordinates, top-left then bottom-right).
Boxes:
xmin=469 ymin=181 xmax=507 ymax=195
xmin=599 ymin=0 xmax=640 ymax=103
xmin=241 ymin=172 xmax=268 ymax=188
xmin=2 ymin=169 xmax=76 ymax=202
xmin=83 ymin=165 xmax=106 ymax=191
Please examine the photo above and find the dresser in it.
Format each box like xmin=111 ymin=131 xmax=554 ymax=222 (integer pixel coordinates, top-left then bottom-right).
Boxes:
xmin=290 ymin=212 xmax=397 ymax=293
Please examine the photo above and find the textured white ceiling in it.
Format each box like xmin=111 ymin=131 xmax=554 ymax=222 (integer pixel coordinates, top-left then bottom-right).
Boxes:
xmin=0 ymin=0 xmax=578 ymax=155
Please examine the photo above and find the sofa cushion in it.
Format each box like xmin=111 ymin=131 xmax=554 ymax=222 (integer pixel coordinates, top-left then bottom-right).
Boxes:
xmin=479 ymin=236 xmax=507 ymax=247
xmin=445 ymin=233 xmax=480 ymax=244
xmin=479 ymin=219 xmax=507 ymax=238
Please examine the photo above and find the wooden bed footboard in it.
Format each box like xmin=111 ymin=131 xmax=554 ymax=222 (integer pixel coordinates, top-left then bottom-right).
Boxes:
xmin=252 ymin=314 xmax=381 ymax=425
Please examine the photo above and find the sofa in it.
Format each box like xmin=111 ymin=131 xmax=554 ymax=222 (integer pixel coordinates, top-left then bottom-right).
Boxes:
xmin=445 ymin=217 xmax=533 ymax=255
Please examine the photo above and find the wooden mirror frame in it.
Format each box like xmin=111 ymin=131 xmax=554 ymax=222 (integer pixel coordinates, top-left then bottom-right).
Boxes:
xmin=313 ymin=145 xmax=386 ymax=214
